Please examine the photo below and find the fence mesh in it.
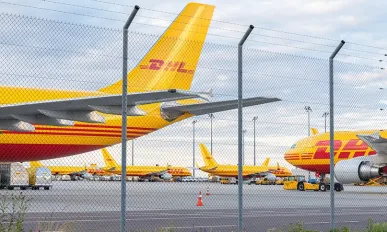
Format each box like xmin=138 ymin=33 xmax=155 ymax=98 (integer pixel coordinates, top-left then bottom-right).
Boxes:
xmin=0 ymin=11 xmax=386 ymax=232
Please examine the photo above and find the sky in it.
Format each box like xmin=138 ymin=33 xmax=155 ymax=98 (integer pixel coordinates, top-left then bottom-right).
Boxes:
xmin=1 ymin=0 xmax=387 ymax=175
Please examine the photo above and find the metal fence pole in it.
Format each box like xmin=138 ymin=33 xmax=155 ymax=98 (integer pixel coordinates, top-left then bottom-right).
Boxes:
xmin=121 ymin=5 xmax=139 ymax=232
xmin=132 ymin=140 xmax=134 ymax=166
xmin=237 ymin=25 xmax=254 ymax=232
xmin=329 ymin=40 xmax=345 ymax=231
xmin=192 ymin=120 xmax=197 ymax=177
xmin=252 ymin=116 xmax=257 ymax=166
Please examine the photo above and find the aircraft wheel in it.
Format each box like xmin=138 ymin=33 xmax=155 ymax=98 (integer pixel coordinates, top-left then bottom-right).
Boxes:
xmin=44 ymin=187 xmax=50 ymax=190
xmin=334 ymin=183 xmax=343 ymax=192
xmin=319 ymin=183 xmax=327 ymax=192
xmin=297 ymin=182 xmax=305 ymax=191
xmin=7 ymin=186 xmax=14 ymax=190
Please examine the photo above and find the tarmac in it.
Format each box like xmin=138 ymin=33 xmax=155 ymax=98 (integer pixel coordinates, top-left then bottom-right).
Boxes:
xmin=4 ymin=181 xmax=387 ymax=231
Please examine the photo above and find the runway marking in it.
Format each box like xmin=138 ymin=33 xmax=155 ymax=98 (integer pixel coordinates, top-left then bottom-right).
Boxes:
xmin=161 ymin=225 xmax=236 ymax=229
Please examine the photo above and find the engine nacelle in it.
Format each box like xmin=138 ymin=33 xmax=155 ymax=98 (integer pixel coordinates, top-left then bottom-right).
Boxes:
xmin=335 ymin=158 xmax=380 ymax=184
xmin=265 ymin=173 xmax=276 ymax=182
xmin=160 ymin=173 xmax=173 ymax=180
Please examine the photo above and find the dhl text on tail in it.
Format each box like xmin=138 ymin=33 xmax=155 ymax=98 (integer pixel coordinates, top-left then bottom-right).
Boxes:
xmin=0 ymin=2 xmax=280 ymax=162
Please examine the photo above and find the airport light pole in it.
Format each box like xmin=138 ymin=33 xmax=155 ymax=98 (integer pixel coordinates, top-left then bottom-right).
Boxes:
xmin=121 ymin=5 xmax=139 ymax=232
xmin=322 ymin=112 xmax=329 ymax=133
xmin=305 ymin=106 xmax=312 ymax=181
xmin=192 ymin=119 xmax=197 ymax=177
xmin=305 ymin=106 xmax=312 ymax=137
xmin=252 ymin=116 xmax=258 ymax=166
xmin=209 ymin=113 xmax=215 ymax=155
xmin=238 ymin=25 xmax=254 ymax=232
xmin=329 ymin=40 xmax=345 ymax=231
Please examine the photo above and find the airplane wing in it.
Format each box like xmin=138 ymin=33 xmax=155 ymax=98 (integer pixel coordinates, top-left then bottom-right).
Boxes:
xmin=161 ymin=97 xmax=281 ymax=116
xmin=145 ymin=169 xmax=169 ymax=176
xmin=0 ymin=89 xmax=210 ymax=132
xmin=357 ymin=132 xmax=387 ymax=156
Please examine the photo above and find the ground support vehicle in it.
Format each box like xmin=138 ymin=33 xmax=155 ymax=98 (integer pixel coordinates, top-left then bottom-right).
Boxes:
xmin=283 ymin=175 xmax=344 ymax=192
xmin=0 ymin=163 xmax=29 ymax=190
xmin=27 ymin=167 xmax=52 ymax=190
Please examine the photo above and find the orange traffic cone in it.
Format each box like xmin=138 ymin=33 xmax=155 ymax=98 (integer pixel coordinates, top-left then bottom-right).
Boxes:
xmin=196 ymin=191 xmax=204 ymax=206
xmin=206 ymin=187 xmax=210 ymax=196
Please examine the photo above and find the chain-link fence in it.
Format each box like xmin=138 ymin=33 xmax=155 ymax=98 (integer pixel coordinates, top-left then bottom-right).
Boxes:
xmin=0 ymin=9 xmax=386 ymax=232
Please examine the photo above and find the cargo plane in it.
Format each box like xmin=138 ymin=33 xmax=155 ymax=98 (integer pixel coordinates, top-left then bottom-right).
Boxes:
xmin=101 ymin=148 xmax=191 ymax=180
xmin=285 ymin=128 xmax=387 ymax=184
xmin=0 ymin=2 xmax=280 ymax=162
xmin=197 ymin=144 xmax=291 ymax=180
xmin=30 ymin=161 xmax=108 ymax=177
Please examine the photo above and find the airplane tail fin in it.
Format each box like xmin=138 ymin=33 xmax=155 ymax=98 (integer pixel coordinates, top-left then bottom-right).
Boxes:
xmin=99 ymin=3 xmax=215 ymax=94
xmin=262 ymin=158 xmax=270 ymax=167
xmin=311 ymin=128 xmax=319 ymax=135
xmin=199 ymin=144 xmax=218 ymax=167
xmin=30 ymin=161 xmax=44 ymax=167
xmin=101 ymin=148 xmax=120 ymax=169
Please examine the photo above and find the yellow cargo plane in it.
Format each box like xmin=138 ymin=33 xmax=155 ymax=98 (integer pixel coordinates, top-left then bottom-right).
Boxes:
xmin=101 ymin=148 xmax=191 ymax=180
xmin=0 ymin=2 xmax=280 ymax=162
xmin=29 ymin=161 xmax=107 ymax=177
xmin=197 ymin=144 xmax=290 ymax=180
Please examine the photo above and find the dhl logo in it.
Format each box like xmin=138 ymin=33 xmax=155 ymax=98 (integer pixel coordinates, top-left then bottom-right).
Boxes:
xmin=168 ymin=169 xmax=186 ymax=174
xmin=285 ymin=139 xmax=377 ymax=161
xmin=313 ymin=139 xmax=376 ymax=159
xmin=139 ymin=59 xmax=194 ymax=74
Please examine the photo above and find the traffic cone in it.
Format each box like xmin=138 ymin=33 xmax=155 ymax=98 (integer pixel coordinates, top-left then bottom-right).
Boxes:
xmin=206 ymin=187 xmax=210 ymax=196
xmin=196 ymin=191 xmax=204 ymax=206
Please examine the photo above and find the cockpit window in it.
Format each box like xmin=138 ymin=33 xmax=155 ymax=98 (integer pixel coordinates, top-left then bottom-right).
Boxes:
xmin=290 ymin=144 xmax=296 ymax=149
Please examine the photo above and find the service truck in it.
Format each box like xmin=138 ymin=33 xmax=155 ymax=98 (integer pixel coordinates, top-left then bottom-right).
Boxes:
xmin=0 ymin=163 xmax=29 ymax=190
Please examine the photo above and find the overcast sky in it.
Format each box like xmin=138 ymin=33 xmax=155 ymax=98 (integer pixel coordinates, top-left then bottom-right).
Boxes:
xmin=1 ymin=0 xmax=387 ymax=174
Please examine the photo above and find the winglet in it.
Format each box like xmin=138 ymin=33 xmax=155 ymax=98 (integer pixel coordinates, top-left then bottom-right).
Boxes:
xmin=311 ymin=128 xmax=319 ymax=135
xmin=262 ymin=158 xmax=270 ymax=167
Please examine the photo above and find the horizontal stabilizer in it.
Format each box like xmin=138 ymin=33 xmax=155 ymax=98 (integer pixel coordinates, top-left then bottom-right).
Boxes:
xmin=88 ymin=105 xmax=146 ymax=116
xmin=11 ymin=114 xmax=74 ymax=126
xmin=0 ymin=119 xmax=34 ymax=132
xmin=162 ymin=97 xmax=281 ymax=116
xmin=38 ymin=110 xmax=105 ymax=124
xmin=0 ymin=89 xmax=207 ymax=131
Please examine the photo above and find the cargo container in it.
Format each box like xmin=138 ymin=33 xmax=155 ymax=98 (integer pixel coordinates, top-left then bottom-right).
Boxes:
xmin=0 ymin=163 xmax=29 ymax=190
xmin=27 ymin=167 xmax=52 ymax=190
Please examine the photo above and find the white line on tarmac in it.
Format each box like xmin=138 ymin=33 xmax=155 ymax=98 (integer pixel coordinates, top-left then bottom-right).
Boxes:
xmin=161 ymin=225 xmax=237 ymax=229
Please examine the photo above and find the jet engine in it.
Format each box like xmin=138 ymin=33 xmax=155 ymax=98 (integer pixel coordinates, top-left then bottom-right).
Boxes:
xmin=335 ymin=157 xmax=381 ymax=184
xmin=160 ymin=172 xmax=173 ymax=180
xmin=265 ymin=173 xmax=276 ymax=182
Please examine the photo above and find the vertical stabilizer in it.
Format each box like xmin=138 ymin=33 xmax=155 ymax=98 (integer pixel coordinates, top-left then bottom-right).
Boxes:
xmin=99 ymin=3 xmax=215 ymax=93
xmin=262 ymin=158 xmax=270 ymax=167
xmin=199 ymin=143 xmax=218 ymax=167
xmin=101 ymin=148 xmax=120 ymax=169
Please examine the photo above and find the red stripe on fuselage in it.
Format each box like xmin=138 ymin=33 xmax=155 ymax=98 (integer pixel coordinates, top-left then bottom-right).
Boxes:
xmin=0 ymin=144 xmax=106 ymax=162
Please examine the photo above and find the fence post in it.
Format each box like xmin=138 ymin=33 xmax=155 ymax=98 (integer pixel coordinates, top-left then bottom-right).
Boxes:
xmin=121 ymin=5 xmax=140 ymax=232
xmin=329 ymin=40 xmax=345 ymax=231
xmin=237 ymin=25 xmax=254 ymax=232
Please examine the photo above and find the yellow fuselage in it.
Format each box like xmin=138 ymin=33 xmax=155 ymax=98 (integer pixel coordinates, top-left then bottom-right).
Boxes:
xmin=284 ymin=130 xmax=379 ymax=174
xmin=0 ymin=86 xmax=190 ymax=161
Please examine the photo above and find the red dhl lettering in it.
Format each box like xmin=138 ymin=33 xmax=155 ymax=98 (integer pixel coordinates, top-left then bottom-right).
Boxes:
xmin=313 ymin=139 xmax=376 ymax=159
xmin=140 ymin=59 xmax=194 ymax=74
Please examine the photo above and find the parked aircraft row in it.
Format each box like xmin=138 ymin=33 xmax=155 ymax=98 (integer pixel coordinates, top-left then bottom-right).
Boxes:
xmin=0 ymin=2 xmax=386 ymax=187
xmin=30 ymin=149 xmax=191 ymax=180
